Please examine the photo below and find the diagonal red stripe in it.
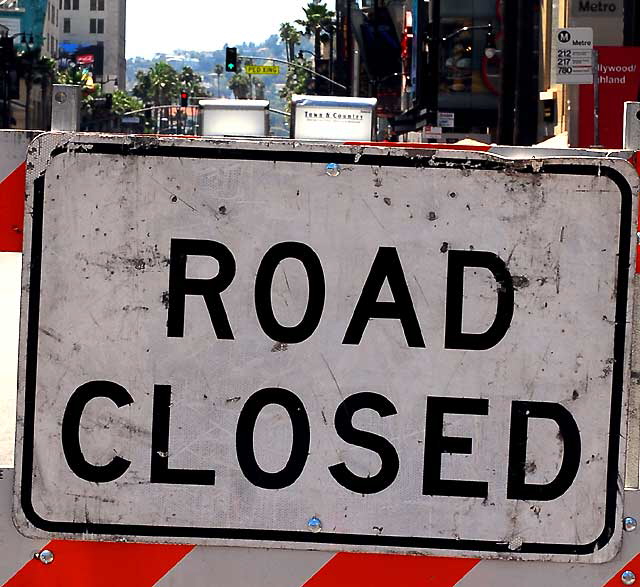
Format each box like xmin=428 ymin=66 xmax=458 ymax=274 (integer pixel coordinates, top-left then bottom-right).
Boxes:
xmin=2 ymin=540 xmax=195 ymax=587
xmin=602 ymin=552 xmax=640 ymax=587
xmin=0 ymin=163 xmax=25 ymax=253
xmin=303 ymin=552 xmax=480 ymax=587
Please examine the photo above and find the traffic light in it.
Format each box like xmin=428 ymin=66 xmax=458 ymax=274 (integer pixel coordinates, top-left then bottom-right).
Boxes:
xmin=180 ymin=91 xmax=189 ymax=107
xmin=225 ymin=47 xmax=237 ymax=73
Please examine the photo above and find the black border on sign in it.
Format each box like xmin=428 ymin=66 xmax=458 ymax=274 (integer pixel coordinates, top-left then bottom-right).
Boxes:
xmin=20 ymin=142 xmax=633 ymax=556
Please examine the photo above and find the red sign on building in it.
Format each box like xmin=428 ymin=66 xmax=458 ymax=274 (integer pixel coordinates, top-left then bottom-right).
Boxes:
xmin=578 ymin=46 xmax=640 ymax=148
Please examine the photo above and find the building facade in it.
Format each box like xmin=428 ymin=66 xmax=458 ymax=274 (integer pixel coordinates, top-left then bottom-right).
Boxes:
xmin=0 ymin=0 xmax=24 ymax=37
xmin=1 ymin=0 xmax=57 ymax=129
xmin=58 ymin=0 xmax=125 ymax=91
xmin=338 ymin=0 xmax=639 ymax=146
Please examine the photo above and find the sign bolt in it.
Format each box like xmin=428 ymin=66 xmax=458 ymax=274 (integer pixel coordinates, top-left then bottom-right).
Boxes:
xmin=307 ymin=516 xmax=322 ymax=533
xmin=35 ymin=549 xmax=54 ymax=564
xmin=622 ymin=570 xmax=637 ymax=585
xmin=624 ymin=517 xmax=638 ymax=532
xmin=325 ymin=163 xmax=340 ymax=177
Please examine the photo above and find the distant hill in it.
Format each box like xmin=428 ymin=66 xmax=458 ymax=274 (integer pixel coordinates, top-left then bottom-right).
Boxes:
xmin=126 ymin=34 xmax=313 ymax=115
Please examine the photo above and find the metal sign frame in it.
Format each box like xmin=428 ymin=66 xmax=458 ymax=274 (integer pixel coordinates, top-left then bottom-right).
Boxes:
xmin=12 ymin=134 xmax=638 ymax=563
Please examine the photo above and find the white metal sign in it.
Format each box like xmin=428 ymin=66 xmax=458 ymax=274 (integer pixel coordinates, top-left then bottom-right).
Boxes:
xmin=291 ymin=95 xmax=376 ymax=141
xmin=437 ymin=112 xmax=455 ymax=128
xmin=14 ymin=134 xmax=637 ymax=563
xmin=554 ymin=27 xmax=594 ymax=84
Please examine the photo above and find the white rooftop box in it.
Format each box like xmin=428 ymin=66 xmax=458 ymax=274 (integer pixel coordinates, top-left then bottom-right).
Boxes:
xmin=291 ymin=95 xmax=377 ymax=141
xmin=199 ymin=99 xmax=270 ymax=137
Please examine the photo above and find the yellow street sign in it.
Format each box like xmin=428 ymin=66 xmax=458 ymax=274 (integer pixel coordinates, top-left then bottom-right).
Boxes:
xmin=245 ymin=65 xmax=280 ymax=75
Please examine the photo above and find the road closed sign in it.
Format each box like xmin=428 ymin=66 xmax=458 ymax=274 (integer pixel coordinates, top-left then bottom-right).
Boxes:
xmin=13 ymin=134 xmax=637 ymax=562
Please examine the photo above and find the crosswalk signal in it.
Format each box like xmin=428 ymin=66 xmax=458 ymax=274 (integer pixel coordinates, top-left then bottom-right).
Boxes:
xmin=225 ymin=47 xmax=237 ymax=73
xmin=180 ymin=91 xmax=189 ymax=108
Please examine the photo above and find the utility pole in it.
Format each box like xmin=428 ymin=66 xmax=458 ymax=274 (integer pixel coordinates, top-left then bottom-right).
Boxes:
xmin=498 ymin=0 xmax=540 ymax=145
xmin=0 ymin=35 xmax=14 ymax=128
xmin=425 ymin=0 xmax=440 ymax=127
xmin=624 ymin=0 xmax=640 ymax=45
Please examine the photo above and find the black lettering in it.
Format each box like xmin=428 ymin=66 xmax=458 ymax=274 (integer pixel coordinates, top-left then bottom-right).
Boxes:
xmin=61 ymin=380 xmax=132 ymax=483
xmin=343 ymin=247 xmax=425 ymax=347
xmin=444 ymin=250 xmax=514 ymax=350
xmin=329 ymin=392 xmax=400 ymax=494
xmin=423 ymin=396 xmax=488 ymax=498
xmin=167 ymin=238 xmax=236 ymax=339
xmin=255 ymin=242 xmax=325 ymax=343
xmin=150 ymin=385 xmax=216 ymax=485
xmin=507 ymin=401 xmax=581 ymax=500
xmin=236 ymin=388 xmax=310 ymax=489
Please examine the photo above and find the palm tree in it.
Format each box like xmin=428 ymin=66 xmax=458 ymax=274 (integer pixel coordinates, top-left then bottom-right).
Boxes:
xmin=179 ymin=66 xmax=207 ymax=98
xmin=228 ymin=72 xmax=251 ymax=100
xmin=214 ymin=64 xmax=224 ymax=97
xmin=295 ymin=2 xmax=335 ymax=91
xmin=279 ymin=54 xmax=312 ymax=108
xmin=296 ymin=3 xmax=335 ymax=58
xmin=279 ymin=22 xmax=301 ymax=63
xmin=132 ymin=68 xmax=153 ymax=103
xmin=148 ymin=62 xmax=179 ymax=105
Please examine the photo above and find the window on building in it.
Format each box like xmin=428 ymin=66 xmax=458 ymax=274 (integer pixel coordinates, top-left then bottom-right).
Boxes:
xmin=89 ymin=18 xmax=96 ymax=33
xmin=59 ymin=0 xmax=62 ymax=8
xmin=64 ymin=0 xmax=70 ymax=9
xmin=63 ymin=17 xmax=71 ymax=33
xmin=73 ymin=0 xmax=79 ymax=9
xmin=98 ymin=0 xmax=104 ymax=9
xmin=90 ymin=0 xmax=95 ymax=9
xmin=97 ymin=18 xmax=104 ymax=33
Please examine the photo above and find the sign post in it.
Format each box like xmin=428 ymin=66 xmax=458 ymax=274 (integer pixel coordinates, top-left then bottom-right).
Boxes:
xmin=12 ymin=134 xmax=638 ymax=564
xmin=554 ymin=27 xmax=594 ymax=85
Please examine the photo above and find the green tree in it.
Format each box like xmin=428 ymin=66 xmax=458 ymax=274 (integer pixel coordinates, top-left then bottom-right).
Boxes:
xmin=295 ymin=2 xmax=335 ymax=66
xmin=111 ymin=90 xmax=143 ymax=115
xmin=179 ymin=66 xmax=208 ymax=98
xmin=279 ymin=54 xmax=312 ymax=109
xmin=228 ymin=72 xmax=251 ymax=99
xmin=55 ymin=64 xmax=97 ymax=112
xmin=132 ymin=62 xmax=179 ymax=106
xmin=55 ymin=64 xmax=92 ymax=87
xmin=279 ymin=22 xmax=301 ymax=63
xmin=132 ymin=68 xmax=153 ymax=103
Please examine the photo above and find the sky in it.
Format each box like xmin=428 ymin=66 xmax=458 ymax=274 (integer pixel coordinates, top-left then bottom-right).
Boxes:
xmin=126 ymin=0 xmax=329 ymax=58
